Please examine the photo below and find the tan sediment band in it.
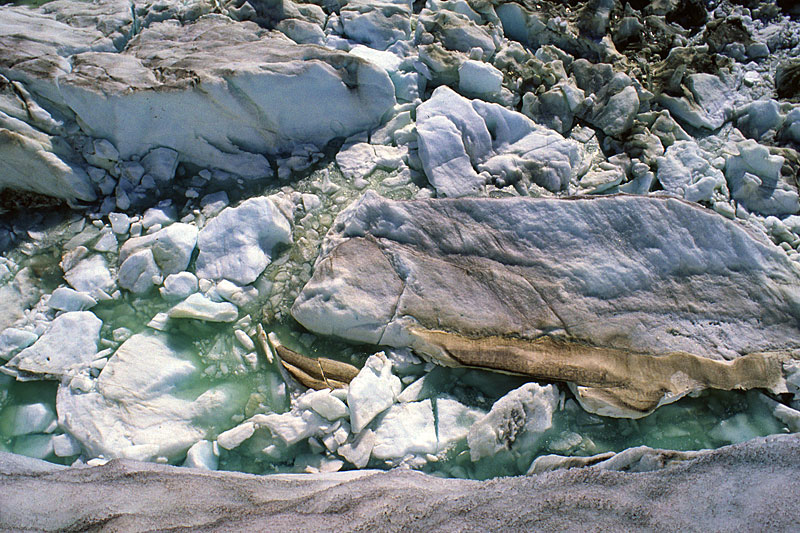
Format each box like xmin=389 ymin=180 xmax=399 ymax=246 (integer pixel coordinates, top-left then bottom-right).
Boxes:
xmin=268 ymin=333 xmax=360 ymax=390
xmin=410 ymin=327 xmax=792 ymax=417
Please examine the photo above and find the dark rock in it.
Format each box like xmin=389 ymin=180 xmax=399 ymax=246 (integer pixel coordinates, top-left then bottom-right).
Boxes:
xmin=703 ymin=17 xmax=754 ymax=53
xmin=776 ymin=60 xmax=800 ymax=100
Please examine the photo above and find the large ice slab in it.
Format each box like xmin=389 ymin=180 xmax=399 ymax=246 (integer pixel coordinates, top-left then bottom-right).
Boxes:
xmin=293 ymin=192 xmax=800 ymax=417
xmin=57 ymin=332 xmax=243 ymax=462
xmin=0 ymin=10 xmax=395 ymax=183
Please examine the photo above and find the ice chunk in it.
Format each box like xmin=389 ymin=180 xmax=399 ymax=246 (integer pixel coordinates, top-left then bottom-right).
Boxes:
xmin=372 ymin=400 xmax=437 ymax=460
xmin=347 ymin=353 xmax=402 ymax=433
xmin=108 ymin=212 xmax=131 ymax=234
xmin=217 ymin=422 xmax=255 ymax=450
xmin=340 ymin=0 xmax=412 ymax=50
xmin=52 ymin=433 xmax=81 ymax=457
xmin=337 ymin=429 xmax=374 ymax=468
xmin=118 ymin=249 xmax=160 ymax=295
xmin=0 ymin=403 xmax=57 ymax=436
xmin=725 ymin=140 xmax=798 ymax=215
xmin=435 ymin=398 xmax=484 ymax=453
xmin=416 ymin=87 xmax=588 ymax=196
xmin=141 ymin=147 xmax=179 ymax=184
xmin=659 ymin=73 xmax=733 ymax=130
xmin=183 ymin=440 xmax=219 ymax=470
xmin=458 ymin=60 xmax=504 ymax=97
xmin=196 ymin=197 xmax=292 ymax=285
xmin=200 ymin=191 xmax=229 ymax=218
xmin=0 ymin=328 xmax=39 ymax=361
xmin=57 ymin=332 xmax=244 ymax=462
xmin=159 ymin=272 xmax=198 ymax=301
xmin=168 ymin=294 xmax=238 ymax=323
xmin=3 ymin=311 xmax=102 ymax=379
xmin=297 ymin=389 xmax=349 ymax=421
xmin=119 ymin=223 xmax=198 ymax=277
xmin=63 ymin=255 xmax=113 ymax=296
xmin=142 ymin=204 xmax=177 ymax=229
xmin=656 ymin=141 xmax=725 ymax=203
xmin=336 ymin=142 xmax=406 ymax=182
xmin=467 ymin=383 xmax=559 ymax=461
xmin=251 ymin=410 xmax=337 ymax=446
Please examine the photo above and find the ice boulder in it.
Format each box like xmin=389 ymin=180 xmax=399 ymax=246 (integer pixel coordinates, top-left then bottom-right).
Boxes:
xmin=2 ymin=311 xmax=101 ymax=380
xmin=340 ymin=0 xmax=413 ymax=51
xmin=348 ymin=353 xmax=402 ymax=433
xmin=196 ymin=197 xmax=292 ymax=285
xmin=659 ymin=73 xmax=733 ymax=130
xmin=415 ymin=86 xmax=588 ymax=196
xmin=467 ymin=383 xmax=559 ymax=461
xmin=119 ymin=223 xmax=198 ymax=278
xmin=656 ymin=141 xmax=726 ymax=203
xmin=371 ymin=400 xmax=437 ymax=461
xmin=168 ymin=293 xmax=238 ymax=323
xmin=725 ymin=140 xmax=799 ymax=216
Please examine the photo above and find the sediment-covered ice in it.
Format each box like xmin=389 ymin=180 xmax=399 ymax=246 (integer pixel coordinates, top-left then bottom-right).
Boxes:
xmin=294 ymin=192 xmax=800 ymax=416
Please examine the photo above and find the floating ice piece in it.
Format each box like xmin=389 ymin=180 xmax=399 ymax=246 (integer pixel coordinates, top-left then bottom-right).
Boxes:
xmin=467 ymin=383 xmax=559 ymax=461
xmin=217 ymin=422 xmax=255 ymax=451
xmin=372 ymin=400 xmax=437 ymax=460
xmin=348 ymin=353 xmax=402 ymax=433
xmin=52 ymin=433 xmax=81 ymax=457
xmin=725 ymin=140 xmax=798 ymax=216
xmin=336 ymin=142 xmax=406 ymax=182
xmin=435 ymin=398 xmax=484 ymax=453
xmin=3 ymin=311 xmax=101 ymax=379
xmin=297 ymin=389 xmax=349 ymax=421
xmin=337 ymin=429 xmax=375 ymax=468
xmin=57 ymin=332 xmax=243 ymax=462
xmin=0 ymin=328 xmax=39 ymax=361
xmin=196 ymin=197 xmax=292 ymax=285
xmin=0 ymin=403 xmax=57 ymax=437
xmin=183 ymin=440 xmax=219 ymax=470
xmin=250 ymin=410 xmax=337 ymax=446
xmin=168 ymin=293 xmax=238 ymax=323
xmin=47 ymin=287 xmax=97 ymax=311
xmin=118 ymin=249 xmax=160 ymax=295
